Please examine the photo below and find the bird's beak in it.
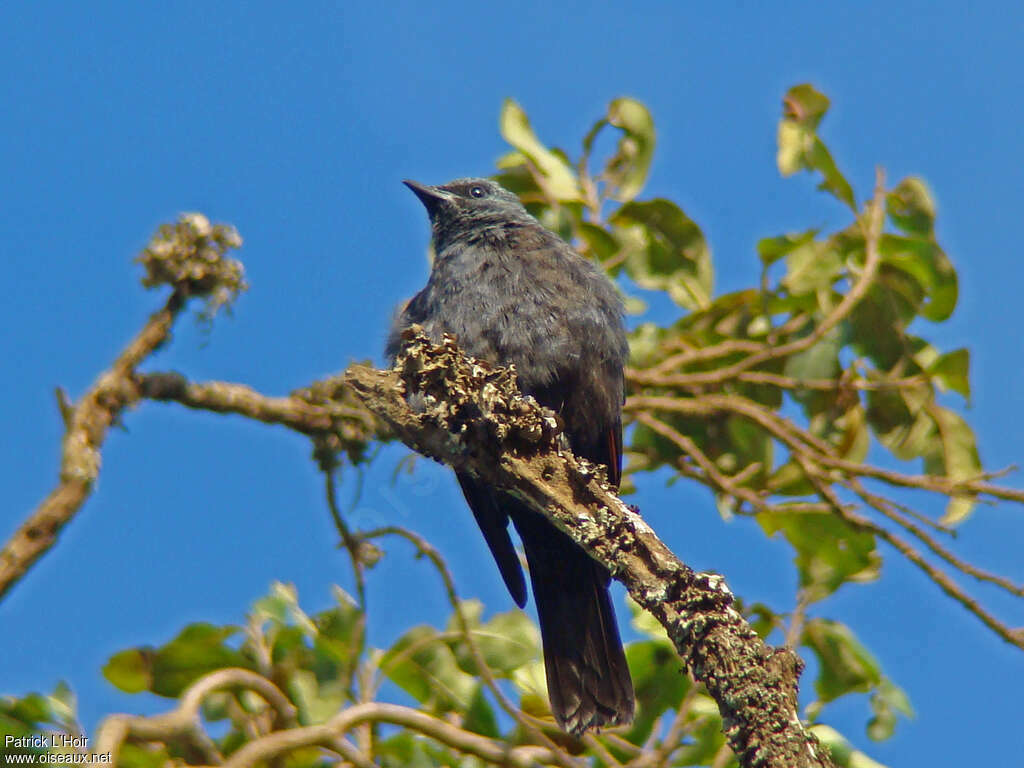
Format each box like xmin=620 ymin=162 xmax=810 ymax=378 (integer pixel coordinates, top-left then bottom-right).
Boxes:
xmin=403 ymin=179 xmax=451 ymax=216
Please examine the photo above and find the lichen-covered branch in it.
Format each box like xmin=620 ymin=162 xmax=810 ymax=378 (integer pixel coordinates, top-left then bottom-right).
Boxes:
xmin=344 ymin=329 xmax=834 ymax=768
xmin=0 ymin=214 xmax=245 ymax=602
xmin=0 ymin=290 xmax=185 ymax=601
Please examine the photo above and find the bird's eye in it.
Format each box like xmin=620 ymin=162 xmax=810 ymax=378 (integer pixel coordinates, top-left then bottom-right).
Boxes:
xmin=469 ymin=185 xmax=486 ymax=198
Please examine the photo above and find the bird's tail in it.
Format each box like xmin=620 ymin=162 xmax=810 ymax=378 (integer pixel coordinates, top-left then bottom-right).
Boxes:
xmin=513 ymin=508 xmax=635 ymax=735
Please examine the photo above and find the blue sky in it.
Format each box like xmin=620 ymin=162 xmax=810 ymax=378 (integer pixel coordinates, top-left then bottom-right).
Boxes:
xmin=2 ymin=2 xmax=1022 ymax=765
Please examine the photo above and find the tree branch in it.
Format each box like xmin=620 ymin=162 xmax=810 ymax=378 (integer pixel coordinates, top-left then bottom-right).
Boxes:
xmin=343 ymin=329 xmax=834 ymax=768
xmin=0 ymin=290 xmax=186 ymax=601
xmin=1 ymin=213 xmax=247 ymax=602
xmin=215 ymin=701 xmax=561 ymax=768
xmin=94 ymin=667 xmax=298 ymax=763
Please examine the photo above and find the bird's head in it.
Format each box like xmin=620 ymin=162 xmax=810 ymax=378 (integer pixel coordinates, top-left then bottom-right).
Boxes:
xmin=403 ymin=178 xmax=532 ymax=249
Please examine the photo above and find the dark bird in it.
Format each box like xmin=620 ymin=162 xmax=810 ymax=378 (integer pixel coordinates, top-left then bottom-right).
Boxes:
xmin=387 ymin=177 xmax=635 ymax=734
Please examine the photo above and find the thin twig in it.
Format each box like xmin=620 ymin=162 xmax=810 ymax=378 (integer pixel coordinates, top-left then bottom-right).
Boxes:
xmin=793 ymin=453 xmax=1024 ymax=650
xmin=361 ymin=525 xmax=581 ymax=768
xmin=632 ymin=170 xmax=887 ymax=392
xmin=785 ymin=589 xmax=813 ymax=649
xmin=633 ymin=411 xmax=767 ymax=513
xmin=325 ymin=469 xmax=368 ymax=607
xmin=846 ymin=478 xmax=1024 ymax=598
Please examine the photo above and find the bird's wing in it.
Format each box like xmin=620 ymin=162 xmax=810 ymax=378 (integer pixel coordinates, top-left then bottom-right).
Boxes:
xmin=605 ymin=415 xmax=623 ymax=488
xmin=456 ymin=472 xmax=528 ymax=608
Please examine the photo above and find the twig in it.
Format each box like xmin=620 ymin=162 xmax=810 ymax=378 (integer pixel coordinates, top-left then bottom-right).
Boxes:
xmin=785 ymin=589 xmax=813 ymax=649
xmin=631 ymin=170 xmax=887 ymax=392
xmin=138 ymin=373 xmax=335 ymax=433
xmin=0 ymin=290 xmax=186 ymax=601
xmin=325 ymin=469 xmax=368 ymax=607
xmin=633 ymin=411 xmax=767 ymax=513
xmin=215 ymin=702 xmax=561 ymax=768
xmin=361 ymin=525 xmax=581 ymax=768
xmin=630 ymin=367 xmax=929 ymax=393
xmin=627 ymin=393 xmax=1024 ymax=507
xmin=94 ymin=667 xmax=297 ymax=762
xmin=792 ymin=454 xmax=1024 ymax=650
xmin=846 ymin=479 xmax=1024 ymax=598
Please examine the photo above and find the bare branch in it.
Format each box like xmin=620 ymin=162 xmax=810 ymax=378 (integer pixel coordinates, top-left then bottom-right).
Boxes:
xmin=793 ymin=453 xmax=1024 ymax=650
xmin=94 ymin=667 xmax=297 ymax=763
xmin=215 ymin=701 xmax=562 ymax=768
xmin=361 ymin=525 xmax=580 ymax=768
xmin=0 ymin=290 xmax=185 ymax=601
xmin=2 ymin=213 xmax=247 ymax=602
xmin=630 ymin=171 xmax=886 ymax=392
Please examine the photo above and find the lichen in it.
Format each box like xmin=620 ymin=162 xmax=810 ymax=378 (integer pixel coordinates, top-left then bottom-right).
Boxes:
xmin=137 ymin=213 xmax=246 ymax=320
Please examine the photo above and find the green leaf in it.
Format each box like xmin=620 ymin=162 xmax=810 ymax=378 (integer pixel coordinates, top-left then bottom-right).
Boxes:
xmin=782 ymin=84 xmax=832 ymax=130
xmin=49 ymin=682 xmax=76 ymax=725
xmin=782 ymin=239 xmax=842 ymax=296
xmin=511 ymin=659 xmax=554 ymax=724
xmin=151 ymin=624 xmax=248 ymax=697
xmin=834 ymin=404 xmax=870 ymax=463
xmin=624 ymin=639 xmax=689 ymax=744
xmin=807 ymin=138 xmax=856 ymax=210
xmin=672 ymin=698 xmax=728 ymax=766
xmin=925 ymin=407 xmax=982 ymax=524
xmin=867 ymin=678 xmax=915 ymax=741
xmin=850 ymin=271 xmax=929 ymax=369
xmin=718 ymin=415 xmax=771 ymax=485
xmin=612 ymin=199 xmax=713 ymax=310
xmin=778 ymin=84 xmax=855 ymax=210
xmin=446 ymin=602 xmax=540 ymax=676
xmin=380 ymin=625 xmax=476 ymax=712
xmin=879 ymin=235 xmax=958 ymax=322
xmin=376 ymin=731 xmax=440 ymax=768
xmin=758 ymin=510 xmax=881 ymax=601
xmin=537 ymin=200 xmax=582 ymax=243
xmin=288 ymin=668 xmax=345 ymax=725
xmin=758 ymin=229 xmax=819 ymax=266
xmin=784 ymin=327 xmax=842 ymax=384
xmin=492 ymin=153 xmax=544 ymax=201
xmin=802 ymin=618 xmax=882 ymax=702
xmin=604 ymin=97 xmax=655 ymax=202
xmin=104 ymin=623 xmax=249 ymax=698
xmin=627 ymin=322 xmax=670 ymax=368
xmin=253 ymin=581 xmax=319 ymax=637
xmin=765 ymin=461 xmax=816 ymax=496
xmin=462 ymin=685 xmax=500 ymax=738
xmin=627 ymin=596 xmax=670 ymax=643
xmin=114 ymin=744 xmax=174 ymax=768
xmin=578 ymin=222 xmax=620 ymax=265
xmin=886 ymin=177 xmax=935 ymax=237
xmin=102 ymin=649 xmax=152 ymax=694
xmin=499 ymin=100 xmax=580 ymax=201
xmin=928 ymin=348 xmax=970 ymax=399
xmin=866 ymin=385 xmax=934 ymax=461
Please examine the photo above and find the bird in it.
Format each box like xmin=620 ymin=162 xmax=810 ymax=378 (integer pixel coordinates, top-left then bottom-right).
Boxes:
xmin=387 ymin=177 xmax=634 ymax=735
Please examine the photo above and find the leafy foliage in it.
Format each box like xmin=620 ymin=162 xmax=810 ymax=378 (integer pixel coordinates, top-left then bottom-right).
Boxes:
xmin=6 ymin=85 xmax=1022 ymax=768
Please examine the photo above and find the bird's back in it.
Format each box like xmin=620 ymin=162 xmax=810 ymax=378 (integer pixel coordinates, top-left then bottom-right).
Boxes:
xmin=389 ymin=220 xmax=627 ymax=454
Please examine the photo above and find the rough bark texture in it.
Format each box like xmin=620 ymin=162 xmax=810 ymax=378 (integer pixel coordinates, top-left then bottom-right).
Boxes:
xmin=344 ymin=328 xmax=834 ymax=768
